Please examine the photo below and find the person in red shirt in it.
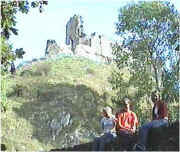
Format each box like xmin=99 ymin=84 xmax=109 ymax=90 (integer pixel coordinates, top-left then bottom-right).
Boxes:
xmin=116 ymin=98 xmax=138 ymax=135
xmin=115 ymin=98 xmax=138 ymax=150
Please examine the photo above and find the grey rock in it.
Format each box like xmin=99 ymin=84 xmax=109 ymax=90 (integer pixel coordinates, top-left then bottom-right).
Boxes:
xmin=45 ymin=39 xmax=61 ymax=57
xmin=61 ymin=112 xmax=71 ymax=127
xmin=66 ymin=14 xmax=85 ymax=53
xmin=49 ymin=111 xmax=72 ymax=141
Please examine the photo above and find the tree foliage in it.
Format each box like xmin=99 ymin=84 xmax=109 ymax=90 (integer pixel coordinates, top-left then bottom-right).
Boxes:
xmin=1 ymin=0 xmax=48 ymax=74
xmin=112 ymin=1 xmax=179 ymax=102
xmin=1 ymin=0 xmax=48 ymax=112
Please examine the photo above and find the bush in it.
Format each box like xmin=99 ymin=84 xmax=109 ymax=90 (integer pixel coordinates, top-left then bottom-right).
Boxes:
xmin=1 ymin=76 xmax=9 ymax=112
xmin=34 ymin=62 xmax=51 ymax=76
xmin=13 ymin=84 xmax=25 ymax=97
xmin=86 ymin=67 xmax=95 ymax=75
xmin=20 ymin=69 xmax=33 ymax=77
xmin=168 ymin=102 xmax=179 ymax=123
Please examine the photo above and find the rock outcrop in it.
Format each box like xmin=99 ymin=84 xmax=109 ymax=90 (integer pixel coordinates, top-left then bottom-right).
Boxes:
xmin=65 ymin=14 xmax=113 ymax=62
xmin=65 ymin=15 xmax=85 ymax=53
xmin=45 ymin=39 xmax=61 ymax=57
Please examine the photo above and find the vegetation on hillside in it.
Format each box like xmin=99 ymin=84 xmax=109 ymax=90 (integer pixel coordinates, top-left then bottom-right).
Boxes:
xmin=1 ymin=57 xmax=116 ymax=151
xmin=1 ymin=56 xmax=179 ymax=151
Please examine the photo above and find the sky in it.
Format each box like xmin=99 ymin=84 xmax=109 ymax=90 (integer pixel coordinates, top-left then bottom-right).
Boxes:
xmin=9 ymin=0 xmax=180 ymax=66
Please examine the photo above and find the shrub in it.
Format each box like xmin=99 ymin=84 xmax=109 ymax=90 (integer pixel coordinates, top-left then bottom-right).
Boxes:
xmin=1 ymin=76 xmax=9 ymax=112
xmin=34 ymin=62 xmax=51 ymax=76
xmin=168 ymin=102 xmax=179 ymax=123
xmin=20 ymin=69 xmax=33 ymax=77
xmin=86 ymin=67 xmax=95 ymax=75
xmin=13 ymin=84 xmax=25 ymax=97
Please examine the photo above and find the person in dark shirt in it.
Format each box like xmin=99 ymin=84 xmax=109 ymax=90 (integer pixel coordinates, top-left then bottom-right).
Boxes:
xmin=116 ymin=98 xmax=138 ymax=135
xmin=134 ymin=91 xmax=168 ymax=151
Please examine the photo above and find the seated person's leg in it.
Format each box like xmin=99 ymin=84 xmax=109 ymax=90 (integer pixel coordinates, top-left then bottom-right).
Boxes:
xmin=117 ymin=130 xmax=133 ymax=150
xmin=151 ymin=119 xmax=168 ymax=128
xmin=134 ymin=120 xmax=168 ymax=151
xmin=92 ymin=136 xmax=101 ymax=151
xmin=99 ymin=133 xmax=114 ymax=151
xmin=136 ymin=121 xmax=155 ymax=150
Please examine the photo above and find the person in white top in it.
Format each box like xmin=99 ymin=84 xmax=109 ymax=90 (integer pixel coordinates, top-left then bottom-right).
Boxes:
xmin=92 ymin=106 xmax=116 ymax=151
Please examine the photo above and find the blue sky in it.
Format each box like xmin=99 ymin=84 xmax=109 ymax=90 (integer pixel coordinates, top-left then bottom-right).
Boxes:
xmin=9 ymin=0 xmax=180 ymax=65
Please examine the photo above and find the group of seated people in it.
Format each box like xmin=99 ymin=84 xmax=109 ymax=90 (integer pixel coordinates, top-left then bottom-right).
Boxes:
xmin=92 ymin=91 xmax=169 ymax=151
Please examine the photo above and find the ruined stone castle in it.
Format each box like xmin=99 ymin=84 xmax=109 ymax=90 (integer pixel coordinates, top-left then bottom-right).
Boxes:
xmin=45 ymin=14 xmax=113 ymax=63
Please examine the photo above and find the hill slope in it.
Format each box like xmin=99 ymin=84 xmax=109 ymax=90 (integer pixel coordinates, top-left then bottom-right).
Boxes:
xmin=2 ymin=56 xmax=179 ymax=151
xmin=1 ymin=56 xmax=116 ymax=151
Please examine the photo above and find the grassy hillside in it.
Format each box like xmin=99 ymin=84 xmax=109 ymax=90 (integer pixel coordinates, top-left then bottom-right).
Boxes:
xmin=1 ymin=56 xmax=179 ymax=151
xmin=1 ymin=56 xmax=116 ymax=151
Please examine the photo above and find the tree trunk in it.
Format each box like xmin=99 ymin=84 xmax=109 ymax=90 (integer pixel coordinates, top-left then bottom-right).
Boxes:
xmin=152 ymin=63 xmax=160 ymax=92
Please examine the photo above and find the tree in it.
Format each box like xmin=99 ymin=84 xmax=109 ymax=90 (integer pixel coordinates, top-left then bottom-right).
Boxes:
xmin=1 ymin=0 xmax=48 ymax=112
xmin=112 ymin=1 xmax=179 ymax=102
xmin=1 ymin=0 xmax=48 ymax=74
